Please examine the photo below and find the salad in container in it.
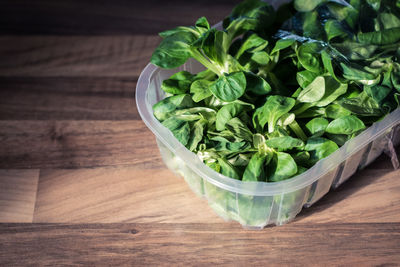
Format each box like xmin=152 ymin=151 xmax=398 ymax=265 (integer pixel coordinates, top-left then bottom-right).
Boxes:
xmin=137 ymin=0 xmax=400 ymax=228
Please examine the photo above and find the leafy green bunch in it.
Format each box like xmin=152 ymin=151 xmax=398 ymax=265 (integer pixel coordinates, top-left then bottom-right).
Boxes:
xmin=150 ymin=0 xmax=400 ymax=183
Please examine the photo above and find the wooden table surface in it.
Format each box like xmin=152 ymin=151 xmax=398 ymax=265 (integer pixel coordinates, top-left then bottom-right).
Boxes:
xmin=0 ymin=0 xmax=399 ymax=265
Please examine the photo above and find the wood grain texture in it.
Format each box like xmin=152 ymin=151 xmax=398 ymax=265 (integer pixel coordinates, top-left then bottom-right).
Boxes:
xmin=0 ymin=36 xmax=158 ymax=77
xmin=0 ymin=120 xmax=163 ymax=168
xmin=33 ymin=167 xmax=223 ymax=223
xmin=0 ymin=77 xmax=138 ymax=120
xmin=0 ymin=0 xmax=399 ymax=264
xmin=0 ymin=170 xmax=39 ymax=222
xmin=32 ymin=160 xmax=400 ymax=224
xmin=296 ymin=168 xmax=400 ymax=223
xmin=0 ymin=223 xmax=399 ymax=266
xmin=0 ymin=0 xmax=241 ymax=35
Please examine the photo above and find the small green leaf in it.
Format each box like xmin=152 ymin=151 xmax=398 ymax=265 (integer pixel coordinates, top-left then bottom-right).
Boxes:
xmin=190 ymin=79 xmax=213 ymax=102
xmin=296 ymin=70 xmax=318 ymax=89
xmin=357 ymin=27 xmax=400 ymax=45
xmin=271 ymin=39 xmax=295 ymax=54
xmin=302 ymin=11 xmax=326 ymax=39
xmin=151 ymin=31 xmax=197 ymax=69
xmin=297 ymin=76 xmax=325 ymax=103
xmin=255 ymin=95 xmax=296 ymax=133
xmin=297 ymin=42 xmax=324 ymax=74
xmin=235 ymin=33 xmax=268 ymax=59
xmin=216 ymin=102 xmax=246 ymax=131
xmin=218 ymin=158 xmax=241 ymax=180
xmin=250 ymin=51 xmax=270 ymax=65
xmin=340 ymin=62 xmax=377 ymax=81
xmin=378 ymin=13 xmax=400 ymax=30
xmin=213 ymin=138 xmax=250 ymax=152
xmin=245 ymin=72 xmax=271 ymax=95
xmin=225 ymin=117 xmax=253 ymax=142
xmin=292 ymin=151 xmax=310 ymax=166
xmin=195 ymin=17 xmax=210 ymax=30
xmin=324 ymin=19 xmax=348 ymax=40
xmin=223 ymin=0 xmax=275 ymax=39
xmin=294 ymin=0 xmax=326 ymax=12
xmin=161 ymin=71 xmax=195 ymax=94
xmin=161 ymin=117 xmax=190 ymax=146
xmin=210 ymin=72 xmax=246 ymax=102
xmin=325 ymin=104 xmax=351 ymax=119
xmin=364 ymin=85 xmax=392 ymax=104
xmin=267 ymin=152 xmax=298 ymax=182
xmin=266 ymin=136 xmax=304 ymax=151
xmin=153 ymin=94 xmax=194 ymax=121
xmin=392 ymin=71 xmax=400 ymax=92
xmin=187 ymin=119 xmax=206 ymax=151
xmin=305 ymin=117 xmax=329 ymax=135
xmin=338 ymin=92 xmax=382 ymax=116
xmin=315 ymin=76 xmax=347 ymax=107
xmin=325 ymin=115 xmax=366 ymax=134
xmin=305 ymin=137 xmax=339 ymax=165
xmin=242 ymin=152 xmax=268 ymax=182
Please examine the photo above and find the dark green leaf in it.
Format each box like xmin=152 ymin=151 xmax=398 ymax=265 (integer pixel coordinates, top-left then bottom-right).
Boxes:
xmin=151 ymin=31 xmax=197 ymax=69
xmin=297 ymin=42 xmax=324 ymax=74
xmin=153 ymin=94 xmax=194 ymax=121
xmin=364 ymin=85 xmax=392 ymax=104
xmin=235 ymin=33 xmax=268 ymax=59
xmin=218 ymin=158 xmax=241 ymax=180
xmin=223 ymin=0 xmax=275 ymax=39
xmin=161 ymin=71 xmax=195 ymax=94
xmin=161 ymin=117 xmax=190 ymax=146
xmin=245 ymin=72 xmax=271 ymax=95
xmin=301 ymin=11 xmax=326 ymax=39
xmin=391 ymin=71 xmax=400 ymax=92
xmin=292 ymin=151 xmax=311 ymax=166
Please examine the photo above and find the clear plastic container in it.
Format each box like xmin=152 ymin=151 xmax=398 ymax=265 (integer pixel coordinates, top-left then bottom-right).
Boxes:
xmin=136 ymin=59 xmax=400 ymax=229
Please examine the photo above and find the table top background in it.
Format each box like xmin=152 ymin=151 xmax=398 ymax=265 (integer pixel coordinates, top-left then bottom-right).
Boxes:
xmin=0 ymin=0 xmax=399 ymax=265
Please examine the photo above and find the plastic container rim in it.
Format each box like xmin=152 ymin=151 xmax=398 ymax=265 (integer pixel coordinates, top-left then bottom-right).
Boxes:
xmin=136 ymin=61 xmax=400 ymax=196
